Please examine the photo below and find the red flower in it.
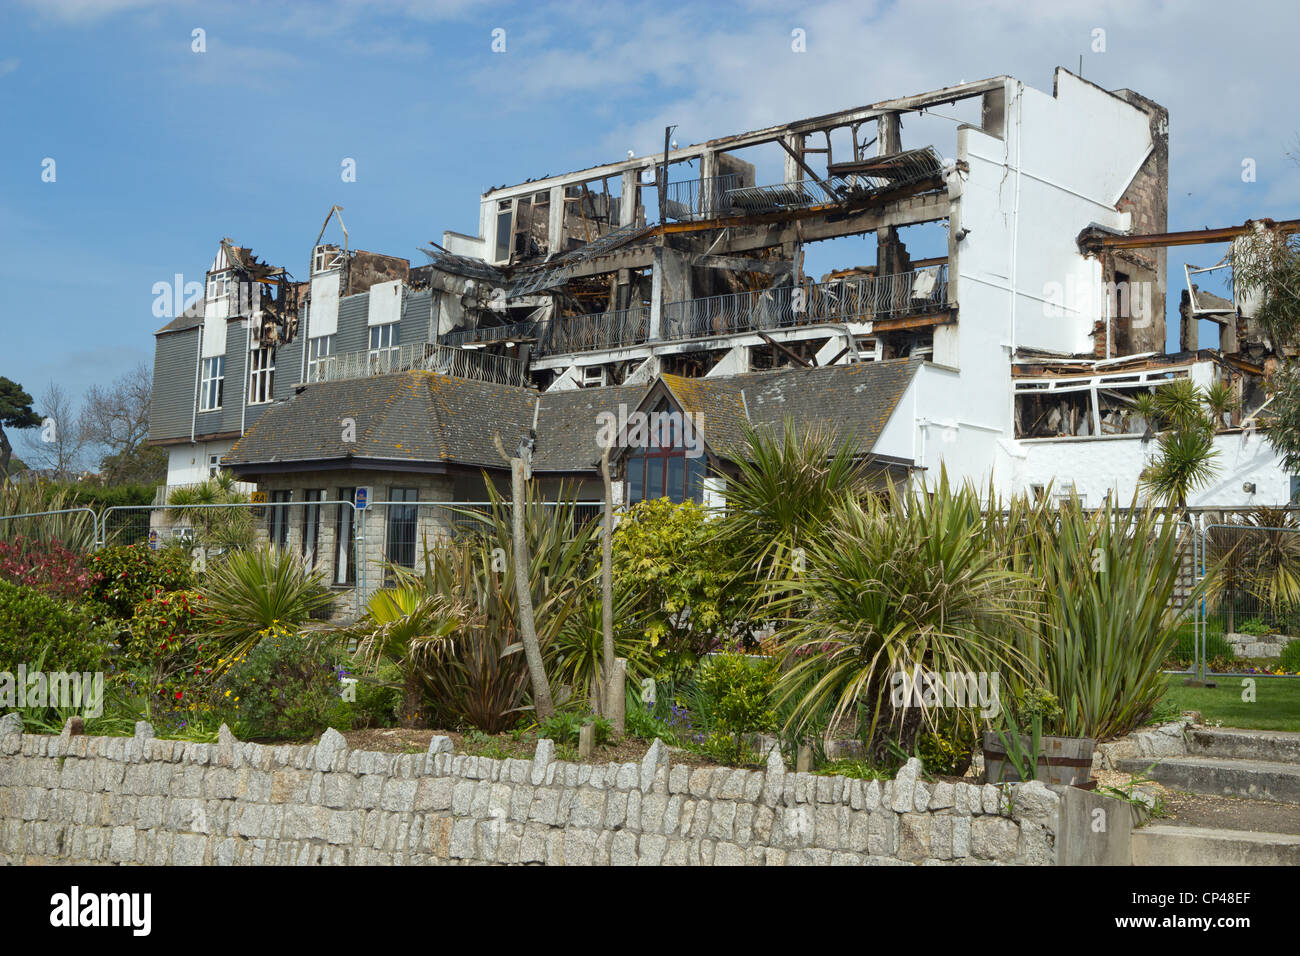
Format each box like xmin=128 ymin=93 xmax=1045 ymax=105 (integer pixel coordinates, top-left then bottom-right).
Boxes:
xmin=175 ymin=691 xmax=183 ymax=699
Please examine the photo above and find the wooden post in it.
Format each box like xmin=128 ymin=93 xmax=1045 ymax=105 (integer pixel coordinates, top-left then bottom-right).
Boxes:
xmin=599 ymin=445 xmax=615 ymax=717
xmin=578 ymin=722 xmax=595 ymax=760
xmin=796 ymin=743 xmax=813 ymax=773
xmin=607 ymin=657 xmax=627 ymax=738
xmin=511 ymin=457 xmax=554 ymax=719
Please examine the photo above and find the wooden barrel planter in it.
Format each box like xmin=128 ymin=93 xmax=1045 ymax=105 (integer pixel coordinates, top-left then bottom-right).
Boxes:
xmin=981 ymin=731 xmax=1095 ymax=787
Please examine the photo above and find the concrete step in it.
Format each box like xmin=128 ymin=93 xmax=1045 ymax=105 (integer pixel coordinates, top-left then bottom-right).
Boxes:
xmin=1132 ymin=824 xmax=1300 ymax=866
xmin=1187 ymin=727 xmax=1300 ymax=764
xmin=1115 ymin=755 xmax=1300 ymax=804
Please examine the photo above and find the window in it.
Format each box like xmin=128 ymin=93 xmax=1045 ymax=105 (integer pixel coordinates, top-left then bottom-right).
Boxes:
xmin=206 ymin=271 xmax=230 ymax=302
xmin=624 ymin=403 xmax=707 ymax=505
xmin=307 ymin=335 xmax=334 ymax=382
xmin=368 ymin=323 xmax=399 ymax=372
xmin=268 ymin=489 xmax=291 ymax=549
xmin=200 ymin=356 xmax=225 ymax=411
xmin=494 ymin=200 xmax=513 ymax=262
xmin=301 ymin=489 xmax=323 ymax=569
xmin=334 ymin=489 xmax=356 ymax=585
xmin=248 ymin=346 xmax=275 ymax=404
xmin=386 ymin=487 xmax=418 ymax=573
xmin=207 ymin=454 xmax=221 ymax=478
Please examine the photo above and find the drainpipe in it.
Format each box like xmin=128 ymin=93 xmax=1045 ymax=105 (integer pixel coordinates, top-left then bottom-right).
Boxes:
xmin=191 ymin=323 xmax=203 ymax=444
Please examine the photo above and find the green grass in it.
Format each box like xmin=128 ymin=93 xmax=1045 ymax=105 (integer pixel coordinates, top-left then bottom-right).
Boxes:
xmin=1159 ymin=675 xmax=1300 ymax=731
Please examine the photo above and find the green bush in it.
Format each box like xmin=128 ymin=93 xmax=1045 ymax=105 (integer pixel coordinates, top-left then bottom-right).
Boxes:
xmin=1169 ymin=630 xmax=1233 ymax=664
xmin=538 ymin=709 xmax=611 ymax=747
xmin=210 ymin=625 xmax=349 ymax=740
xmin=689 ymin=651 xmax=778 ymax=763
xmin=1280 ymin=639 xmax=1300 ymax=673
xmin=916 ymin=730 xmax=974 ymax=777
xmin=86 ymin=544 xmax=194 ymax=620
xmin=0 ymin=579 xmax=112 ymax=672
xmin=1238 ymin=618 xmax=1272 ymax=636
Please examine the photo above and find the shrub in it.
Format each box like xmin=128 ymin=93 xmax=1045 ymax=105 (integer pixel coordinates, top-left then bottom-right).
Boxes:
xmin=0 ymin=536 xmax=99 ymax=601
xmin=916 ymin=730 xmax=974 ymax=777
xmin=211 ymin=624 xmax=349 ymax=739
xmin=1238 ymin=617 xmax=1271 ymax=636
xmin=1168 ymin=630 xmax=1233 ymax=664
xmin=1280 ymin=639 xmax=1300 ymax=673
xmin=538 ymin=709 xmax=612 ymax=747
xmin=86 ymin=544 xmax=194 ymax=620
xmin=613 ymin=498 xmax=748 ymax=682
xmin=690 ymin=651 xmax=778 ymax=763
xmin=0 ymin=579 xmax=112 ymax=672
xmin=125 ymin=589 xmax=210 ymax=691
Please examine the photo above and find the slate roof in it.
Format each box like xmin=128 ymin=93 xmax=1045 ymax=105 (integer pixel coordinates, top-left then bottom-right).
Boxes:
xmin=225 ymin=372 xmax=537 ymax=471
xmin=661 ymin=357 xmax=922 ymax=458
xmin=223 ymin=359 xmax=920 ymax=476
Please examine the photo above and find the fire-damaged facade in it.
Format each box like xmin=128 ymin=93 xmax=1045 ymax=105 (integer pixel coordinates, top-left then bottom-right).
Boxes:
xmin=151 ymin=66 xmax=1298 ymax=547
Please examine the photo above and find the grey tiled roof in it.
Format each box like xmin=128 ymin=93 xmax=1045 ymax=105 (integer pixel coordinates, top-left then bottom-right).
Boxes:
xmin=224 ymin=359 xmax=920 ymax=475
xmin=661 ymin=357 xmax=922 ymax=458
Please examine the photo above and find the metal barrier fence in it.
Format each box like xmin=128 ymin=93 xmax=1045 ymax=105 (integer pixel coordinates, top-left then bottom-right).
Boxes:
xmin=308 ymin=341 xmax=528 ymax=388
xmin=1194 ymin=521 xmax=1300 ymax=677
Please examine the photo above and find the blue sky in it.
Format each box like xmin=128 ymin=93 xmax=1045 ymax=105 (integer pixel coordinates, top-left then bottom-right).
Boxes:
xmin=1 ymin=0 xmax=1296 ymax=411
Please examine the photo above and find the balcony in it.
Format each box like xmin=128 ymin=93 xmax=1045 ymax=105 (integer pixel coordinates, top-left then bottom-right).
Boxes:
xmin=440 ymin=318 xmax=538 ymax=349
xmin=309 ymin=341 xmax=528 ymax=389
xmin=537 ymin=306 xmax=651 ymax=356
xmin=662 ymin=265 xmax=948 ymax=341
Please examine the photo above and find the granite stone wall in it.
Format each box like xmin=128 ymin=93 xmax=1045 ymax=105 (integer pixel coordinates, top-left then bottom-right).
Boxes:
xmin=0 ymin=717 xmax=1061 ymax=866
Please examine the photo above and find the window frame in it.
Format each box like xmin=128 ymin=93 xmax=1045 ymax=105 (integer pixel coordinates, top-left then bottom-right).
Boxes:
xmin=248 ymin=345 xmax=275 ymax=405
xmin=200 ymin=355 xmax=225 ymax=411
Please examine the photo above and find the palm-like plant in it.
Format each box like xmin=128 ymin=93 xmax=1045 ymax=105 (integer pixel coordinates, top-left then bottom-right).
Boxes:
xmin=1135 ymin=379 xmax=1224 ymax=507
xmin=772 ymin=474 xmax=1038 ymax=751
xmin=1241 ymin=507 xmax=1300 ymax=619
xmin=715 ymin=417 xmax=875 ymax=616
xmin=166 ymin=474 xmax=255 ymax=551
xmin=350 ymin=583 xmax=466 ymax=727
xmin=1028 ymin=495 xmax=1201 ymax=739
xmin=199 ymin=546 xmax=335 ymax=667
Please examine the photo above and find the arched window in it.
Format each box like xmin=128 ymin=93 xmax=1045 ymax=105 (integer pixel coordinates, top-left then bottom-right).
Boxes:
xmin=624 ymin=400 xmax=707 ymax=505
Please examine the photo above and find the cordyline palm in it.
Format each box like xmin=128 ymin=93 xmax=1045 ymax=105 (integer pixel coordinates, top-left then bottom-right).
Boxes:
xmin=1241 ymin=507 xmax=1300 ymax=618
xmin=715 ymin=417 xmax=875 ymax=617
xmin=1135 ymin=378 xmax=1223 ymax=507
xmin=770 ymin=473 xmax=1038 ymax=750
xmin=1028 ymin=494 xmax=1205 ymax=740
xmin=199 ymin=546 xmax=335 ymax=669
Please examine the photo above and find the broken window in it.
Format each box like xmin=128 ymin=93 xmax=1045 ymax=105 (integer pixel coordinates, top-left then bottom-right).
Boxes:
xmin=367 ymin=323 xmax=399 ymax=371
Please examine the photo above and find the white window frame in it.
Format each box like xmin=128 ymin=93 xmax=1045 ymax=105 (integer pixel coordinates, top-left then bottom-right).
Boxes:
xmin=206 ymin=271 xmax=231 ymax=302
xmin=248 ymin=346 xmax=275 ymax=405
xmin=200 ymin=355 xmax=225 ymax=411
xmin=368 ymin=323 xmax=399 ymax=370
xmin=307 ymin=334 xmax=335 ymax=382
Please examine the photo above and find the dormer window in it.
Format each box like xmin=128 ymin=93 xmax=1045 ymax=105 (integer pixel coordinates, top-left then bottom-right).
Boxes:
xmin=206 ymin=271 xmax=231 ymax=302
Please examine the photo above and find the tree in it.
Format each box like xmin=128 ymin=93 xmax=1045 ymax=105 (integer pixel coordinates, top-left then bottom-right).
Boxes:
xmin=1134 ymin=378 xmax=1228 ymax=508
xmin=1231 ymin=220 xmax=1300 ymax=471
xmin=78 ymin=363 xmax=165 ymax=485
xmin=21 ymin=383 xmax=89 ymax=479
xmin=0 ymin=377 xmax=40 ymax=477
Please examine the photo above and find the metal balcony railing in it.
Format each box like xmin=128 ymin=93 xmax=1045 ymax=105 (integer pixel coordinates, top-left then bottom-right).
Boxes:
xmin=663 ymin=173 xmax=743 ymax=221
xmin=439 ymin=318 xmax=538 ymax=348
xmin=310 ymin=341 xmax=528 ymax=388
xmin=662 ymin=265 xmax=949 ymax=341
xmin=538 ymin=305 xmax=651 ymax=355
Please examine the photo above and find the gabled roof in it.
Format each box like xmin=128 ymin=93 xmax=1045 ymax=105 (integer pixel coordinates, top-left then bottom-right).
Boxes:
xmin=222 ymin=359 xmax=921 ymax=477
xmin=659 ymin=357 xmax=922 ymax=458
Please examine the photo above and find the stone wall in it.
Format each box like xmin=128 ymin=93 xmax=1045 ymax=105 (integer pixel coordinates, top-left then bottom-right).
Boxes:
xmin=0 ymin=717 xmax=1061 ymax=866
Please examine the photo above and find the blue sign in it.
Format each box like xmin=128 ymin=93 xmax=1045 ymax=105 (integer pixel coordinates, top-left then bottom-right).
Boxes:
xmin=148 ymin=530 xmax=159 ymax=551
xmin=355 ymin=488 xmax=368 ymax=511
